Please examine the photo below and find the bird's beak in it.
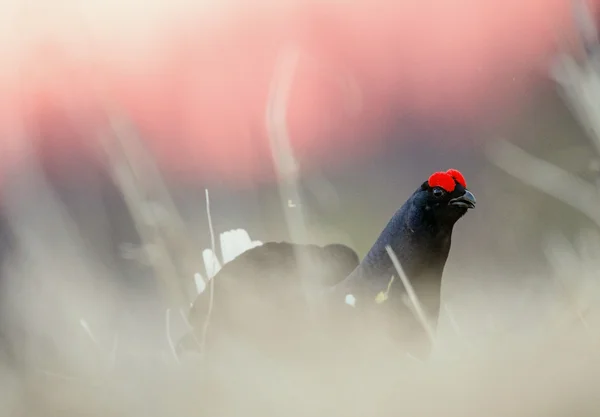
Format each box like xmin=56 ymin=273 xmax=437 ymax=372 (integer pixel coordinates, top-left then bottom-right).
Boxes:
xmin=449 ymin=190 xmax=476 ymax=209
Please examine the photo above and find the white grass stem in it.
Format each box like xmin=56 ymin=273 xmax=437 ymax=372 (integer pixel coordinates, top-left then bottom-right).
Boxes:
xmin=165 ymin=308 xmax=180 ymax=363
xmin=385 ymin=245 xmax=436 ymax=344
xmin=200 ymin=189 xmax=217 ymax=354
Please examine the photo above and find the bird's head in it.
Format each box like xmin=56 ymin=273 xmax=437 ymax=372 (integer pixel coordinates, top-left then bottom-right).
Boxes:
xmin=412 ymin=169 xmax=476 ymax=228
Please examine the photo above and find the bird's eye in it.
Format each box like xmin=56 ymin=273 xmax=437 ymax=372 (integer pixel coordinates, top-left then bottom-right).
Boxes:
xmin=432 ymin=187 xmax=445 ymax=197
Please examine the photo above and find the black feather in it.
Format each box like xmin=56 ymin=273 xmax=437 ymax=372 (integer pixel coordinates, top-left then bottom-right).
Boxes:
xmin=181 ymin=242 xmax=359 ymax=357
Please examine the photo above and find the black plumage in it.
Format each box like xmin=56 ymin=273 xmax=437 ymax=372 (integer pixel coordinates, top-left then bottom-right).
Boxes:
xmin=179 ymin=242 xmax=360 ymax=357
xmin=181 ymin=169 xmax=475 ymax=360
xmin=325 ymin=169 xmax=476 ymax=357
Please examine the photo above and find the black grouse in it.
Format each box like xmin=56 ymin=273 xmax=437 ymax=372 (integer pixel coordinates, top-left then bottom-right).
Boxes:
xmin=325 ymin=168 xmax=476 ymax=357
xmin=181 ymin=169 xmax=475 ymax=360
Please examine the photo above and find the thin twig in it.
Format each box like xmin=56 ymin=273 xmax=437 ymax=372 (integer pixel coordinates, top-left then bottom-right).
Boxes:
xmin=200 ymin=189 xmax=217 ymax=354
xmin=385 ymin=245 xmax=436 ymax=344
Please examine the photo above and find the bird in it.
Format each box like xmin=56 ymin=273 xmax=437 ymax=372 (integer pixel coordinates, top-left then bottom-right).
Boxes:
xmin=177 ymin=241 xmax=360 ymax=358
xmin=324 ymin=168 xmax=476 ymax=358
xmin=180 ymin=169 xmax=475 ymax=361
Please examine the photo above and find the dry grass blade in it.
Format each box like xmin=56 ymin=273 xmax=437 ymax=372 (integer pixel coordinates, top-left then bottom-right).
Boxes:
xmin=551 ymin=0 xmax=600 ymax=158
xmin=385 ymin=245 xmax=436 ymax=344
xmin=199 ymin=189 xmax=217 ymax=355
xmin=102 ymin=109 xmax=205 ymax=307
xmin=543 ymin=233 xmax=593 ymax=332
xmin=486 ymin=139 xmax=600 ymax=227
xmin=265 ymin=45 xmax=316 ymax=318
xmin=165 ymin=309 xmax=180 ymax=363
xmin=99 ymin=118 xmax=188 ymax=308
xmin=572 ymin=0 xmax=598 ymax=49
xmin=487 ymin=140 xmax=600 ymax=336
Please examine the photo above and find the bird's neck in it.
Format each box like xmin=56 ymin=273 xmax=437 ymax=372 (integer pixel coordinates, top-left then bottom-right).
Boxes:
xmin=349 ymin=204 xmax=453 ymax=294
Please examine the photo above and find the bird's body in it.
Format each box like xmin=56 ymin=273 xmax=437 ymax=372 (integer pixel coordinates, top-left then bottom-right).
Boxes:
xmin=180 ymin=242 xmax=360 ymax=358
xmin=181 ymin=169 xmax=475 ymax=361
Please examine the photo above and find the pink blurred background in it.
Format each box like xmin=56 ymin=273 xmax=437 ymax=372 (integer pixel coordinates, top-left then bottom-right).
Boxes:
xmin=0 ymin=0 xmax=587 ymax=186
